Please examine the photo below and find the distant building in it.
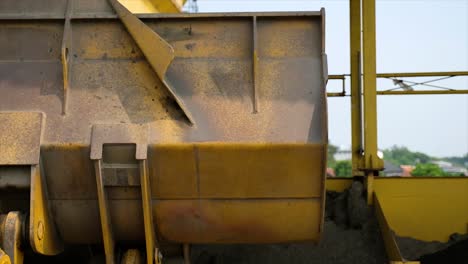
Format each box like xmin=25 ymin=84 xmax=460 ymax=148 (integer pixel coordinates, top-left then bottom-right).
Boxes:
xmin=382 ymin=161 xmax=414 ymax=177
xmin=383 ymin=160 xmax=403 ymax=177
xmin=432 ymin=160 xmax=452 ymax=168
xmin=433 ymin=160 xmax=468 ymax=176
xmin=400 ymin=165 xmax=415 ymax=177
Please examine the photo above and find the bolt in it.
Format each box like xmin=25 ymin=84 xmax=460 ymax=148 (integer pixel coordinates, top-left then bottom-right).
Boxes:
xmin=37 ymin=221 xmax=44 ymax=241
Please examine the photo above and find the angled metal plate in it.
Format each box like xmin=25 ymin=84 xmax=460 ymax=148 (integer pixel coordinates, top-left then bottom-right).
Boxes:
xmin=108 ymin=0 xmax=194 ymax=124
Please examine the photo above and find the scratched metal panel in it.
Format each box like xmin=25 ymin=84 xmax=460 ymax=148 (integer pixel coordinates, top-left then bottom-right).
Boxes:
xmin=154 ymin=199 xmax=322 ymax=243
xmin=0 ymin=16 xmax=325 ymax=144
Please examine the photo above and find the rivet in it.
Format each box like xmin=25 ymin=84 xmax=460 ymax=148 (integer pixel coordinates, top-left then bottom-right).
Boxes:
xmin=37 ymin=221 xmax=44 ymax=241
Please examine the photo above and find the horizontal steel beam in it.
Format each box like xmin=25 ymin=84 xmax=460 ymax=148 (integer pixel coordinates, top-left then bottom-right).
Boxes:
xmin=0 ymin=11 xmax=322 ymax=20
xmin=377 ymin=71 xmax=468 ymax=78
xmin=327 ymin=89 xmax=468 ymax=97
xmin=377 ymin=90 xmax=468 ymax=95
xmin=328 ymin=74 xmax=347 ymax=80
xmin=328 ymin=71 xmax=468 ymax=96
xmin=329 ymin=71 xmax=468 ymax=79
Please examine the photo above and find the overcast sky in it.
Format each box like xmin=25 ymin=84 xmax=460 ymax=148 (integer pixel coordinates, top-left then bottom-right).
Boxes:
xmin=189 ymin=0 xmax=468 ymax=157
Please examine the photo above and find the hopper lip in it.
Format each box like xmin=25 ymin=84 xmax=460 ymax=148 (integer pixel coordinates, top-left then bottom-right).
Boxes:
xmin=0 ymin=11 xmax=323 ymax=20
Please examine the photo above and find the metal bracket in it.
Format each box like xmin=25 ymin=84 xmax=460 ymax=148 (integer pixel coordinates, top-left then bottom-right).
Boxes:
xmin=91 ymin=124 xmax=159 ymax=264
xmin=0 ymin=248 xmax=11 ymax=264
xmin=29 ymin=163 xmax=64 ymax=255
xmin=61 ymin=0 xmax=73 ymax=115
xmin=251 ymin=16 xmax=259 ymax=114
xmin=0 ymin=212 xmax=24 ymax=264
xmin=183 ymin=244 xmax=191 ymax=264
xmin=0 ymin=112 xmax=63 ymax=256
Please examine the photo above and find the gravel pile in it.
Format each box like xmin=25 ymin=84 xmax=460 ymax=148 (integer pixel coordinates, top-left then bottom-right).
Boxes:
xmin=397 ymin=233 xmax=468 ymax=263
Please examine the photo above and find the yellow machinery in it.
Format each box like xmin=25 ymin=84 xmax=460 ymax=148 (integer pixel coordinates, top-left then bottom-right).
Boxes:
xmin=1 ymin=0 xmax=467 ymax=264
xmin=0 ymin=0 xmax=328 ymax=263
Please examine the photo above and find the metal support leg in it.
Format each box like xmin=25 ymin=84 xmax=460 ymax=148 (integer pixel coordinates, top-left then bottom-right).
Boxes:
xmin=183 ymin=244 xmax=191 ymax=264
xmin=362 ymin=0 xmax=383 ymax=172
xmin=0 ymin=212 xmax=24 ymax=264
xmin=121 ymin=249 xmax=142 ymax=264
xmin=139 ymin=160 xmax=159 ymax=264
xmin=91 ymin=125 xmax=157 ymax=263
xmin=362 ymin=0 xmax=383 ymax=204
xmin=350 ymin=0 xmax=364 ymax=176
xmin=29 ymin=163 xmax=64 ymax=255
xmin=94 ymin=160 xmax=116 ymax=264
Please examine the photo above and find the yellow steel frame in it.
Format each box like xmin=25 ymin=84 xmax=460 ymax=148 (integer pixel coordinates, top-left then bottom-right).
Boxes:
xmin=349 ymin=0 xmax=363 ymax=177
xmin=361 ymin=0 xmax=383 ymax=179
xmin=330 ymin=1 xmax=466 ymax=256
xmin=343 ymin=0 xmax=467 ymax=191
xmin=119 ymin=0 xmax=187 ymax=13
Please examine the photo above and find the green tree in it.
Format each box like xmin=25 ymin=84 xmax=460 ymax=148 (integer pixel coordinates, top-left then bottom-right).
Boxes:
xmin=383 ymin=145 xmax=431 ymax=166
xmin=411 ymin=163 xmax=446 ymax=177
xmin=334 ymin=160 xmax=352 ymax=177
xmin=327 ymin=144 xmax=338 ymax=168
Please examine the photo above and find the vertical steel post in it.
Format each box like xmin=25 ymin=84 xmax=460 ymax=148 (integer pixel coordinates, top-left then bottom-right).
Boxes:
xmin=362 ymin=0 xmax=378 ymax=169
xmin=350 ymin=0 xmax=363 ymax=176
xmin=362 ymin=0 xmax=383 ymax=203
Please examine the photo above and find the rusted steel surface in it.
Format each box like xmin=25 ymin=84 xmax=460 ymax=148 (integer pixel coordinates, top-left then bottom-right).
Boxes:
xmin=0 ymin=113 xmax=43 ymax=165
xmin=0 ymin=0 xmax=327 ymax=246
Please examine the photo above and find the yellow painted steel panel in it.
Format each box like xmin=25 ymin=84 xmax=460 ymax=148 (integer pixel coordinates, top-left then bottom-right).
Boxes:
xmin=374 ymin=177 xmax=468 ymax=242
xmin=120 ymin=0 xmax=186 ymax=13
xmin=325 ymin=178 xmax=352 ymax=192
xmin=120 ymin=0 xmax=159 ymax=13
xmin=374 ymin=194 xmax=404 ymax=262
xmin=197 ymin=144 xmax=324 ymax=198
xmin=44 ymin=143 xmax=325 ymax=199
xmin=155 ymin=199 xmax=322 ymax=243
xmin=149 ymin=144 xmax=199 ymax=198
xmin=149 ymin=143 xmax=325 ymax=199
xmin=41 ymin=145 xmax=97 ymax=200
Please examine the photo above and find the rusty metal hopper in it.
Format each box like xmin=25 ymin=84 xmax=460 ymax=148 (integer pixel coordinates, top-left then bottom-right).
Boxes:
xmin=0 ymin=0 xmax=328 ymax=260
